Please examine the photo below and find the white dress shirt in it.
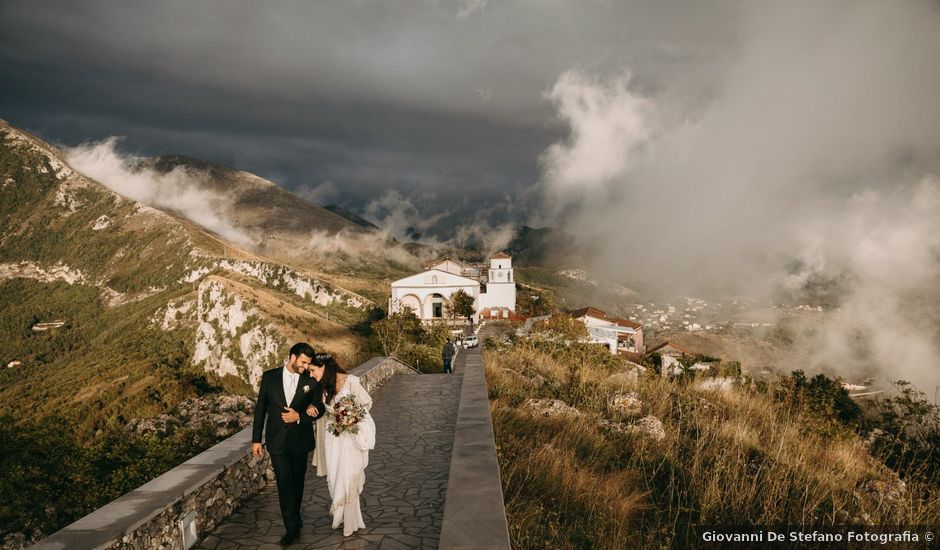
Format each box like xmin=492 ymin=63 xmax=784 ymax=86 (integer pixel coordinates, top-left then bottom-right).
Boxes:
xmin=282 ymin=363 xmax=300 ymax=404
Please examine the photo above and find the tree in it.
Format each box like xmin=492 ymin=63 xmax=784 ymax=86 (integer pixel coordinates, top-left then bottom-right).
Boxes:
xmin=351 ymin=307 xmax=386 ymax=337
xmin=446 ymin=289 xmax=476 ymax=323
xmin=371 ymin=309 xmax=422 ymax=357
xmin=530 ymin=314 xmax=589 ymax=342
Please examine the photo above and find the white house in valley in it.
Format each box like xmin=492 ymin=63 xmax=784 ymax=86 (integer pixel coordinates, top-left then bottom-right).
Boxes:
xmin=389 ymin=253 xmax=517 ymax=323
xmin=569 ymin=306 xmax=645 ymax=356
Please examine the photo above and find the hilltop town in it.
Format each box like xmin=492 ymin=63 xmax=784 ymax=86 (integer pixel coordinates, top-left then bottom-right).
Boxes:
xmin=383 ymin=253 xmax=879 ymax=395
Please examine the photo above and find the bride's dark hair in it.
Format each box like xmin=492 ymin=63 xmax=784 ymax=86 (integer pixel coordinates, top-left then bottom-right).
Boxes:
xmin=315 ymin=353 xmax=347 ymax=403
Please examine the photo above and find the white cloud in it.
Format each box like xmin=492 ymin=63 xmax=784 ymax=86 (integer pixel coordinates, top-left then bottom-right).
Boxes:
xmin=456 ymin=0 xmax=487 ymax=20
xmin=295 ymin=180 xmax=340 ymax=204
xmin=537 ymin=1 xmax=940 ymax=390
xmin=363 ymin=189 xmax=450 ymax=244
xmin=539 ymin=70 xmax=651 ymax=214
xmin=65 ymin=137 xmax=256 ymax=248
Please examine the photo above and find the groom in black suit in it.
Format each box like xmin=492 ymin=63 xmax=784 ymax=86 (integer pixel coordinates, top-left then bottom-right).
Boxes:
xmin=252 ymin=342 xmax=326 ymax=546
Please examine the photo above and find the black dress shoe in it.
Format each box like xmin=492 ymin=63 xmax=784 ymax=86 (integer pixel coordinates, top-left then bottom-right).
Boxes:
xmin=279 ymin=531 xmax=298 ymax=546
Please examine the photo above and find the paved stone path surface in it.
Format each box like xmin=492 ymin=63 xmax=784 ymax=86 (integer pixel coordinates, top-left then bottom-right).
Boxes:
xmin=196 ymin=352 xmax=468 ymax=550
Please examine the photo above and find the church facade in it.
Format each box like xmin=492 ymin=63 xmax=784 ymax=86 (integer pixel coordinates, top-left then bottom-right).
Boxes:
xmin=388 ymin=253 xmax=517 ymax=323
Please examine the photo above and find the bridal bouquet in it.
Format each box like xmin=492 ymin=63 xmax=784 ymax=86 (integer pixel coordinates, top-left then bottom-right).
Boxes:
xmin=327 ymin=394 xmax=369 ymax=436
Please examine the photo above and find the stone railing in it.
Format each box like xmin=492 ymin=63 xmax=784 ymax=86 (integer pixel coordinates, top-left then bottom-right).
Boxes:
xmin=349 ymin=355 xmax=420 ymax=392
xmin=30 ymin=356 xmax=417 ymax=550
xmin=439 ymin=350 xmax=512 ymax=549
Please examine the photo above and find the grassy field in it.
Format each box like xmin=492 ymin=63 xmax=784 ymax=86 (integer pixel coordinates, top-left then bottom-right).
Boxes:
xmin=485 ymin=340 xmax=940 ymax=549
xmin=0 ymin=279 xmax=225 ymax=435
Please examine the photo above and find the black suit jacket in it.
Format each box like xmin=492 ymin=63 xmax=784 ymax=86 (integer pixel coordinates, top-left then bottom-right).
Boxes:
xmin=252 ymin=366 xmax=326 ymax=455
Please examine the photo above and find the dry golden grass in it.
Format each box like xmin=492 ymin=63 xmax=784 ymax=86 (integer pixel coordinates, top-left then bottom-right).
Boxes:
xmin=485 ymin=342 xmax=940 ymax=549
xmin=210 ymin=275 xmax=363 ymax=364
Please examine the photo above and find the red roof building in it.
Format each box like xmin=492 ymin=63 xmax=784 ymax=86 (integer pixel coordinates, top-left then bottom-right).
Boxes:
xmin=568 ymin=306 xmax=645 ymax=355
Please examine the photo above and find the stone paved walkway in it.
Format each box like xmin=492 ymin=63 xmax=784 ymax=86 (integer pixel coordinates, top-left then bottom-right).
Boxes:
xmin=196 ymin=353 xmax=467 ymax=550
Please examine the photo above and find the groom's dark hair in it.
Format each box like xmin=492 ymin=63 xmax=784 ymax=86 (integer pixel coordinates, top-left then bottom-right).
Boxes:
xmin=289 ymin=342 xmax=316 ymax=359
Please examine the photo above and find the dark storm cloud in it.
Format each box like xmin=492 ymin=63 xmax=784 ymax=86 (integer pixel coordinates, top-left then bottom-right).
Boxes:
xmin=0 ymin=0 xmax=739 ymax=229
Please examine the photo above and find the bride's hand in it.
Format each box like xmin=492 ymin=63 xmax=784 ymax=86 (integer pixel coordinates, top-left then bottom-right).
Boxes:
xmin=306 ymin=405 xmax=318 ymax=417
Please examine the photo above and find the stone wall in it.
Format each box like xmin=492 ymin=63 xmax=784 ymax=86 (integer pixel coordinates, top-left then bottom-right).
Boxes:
xmin=439 ymin=350 xmax=512 ymax=549
xmin=351 ymin=355 xmax=420 ymax=392
xmin=29 ymin=356 xmax=417 ymax=550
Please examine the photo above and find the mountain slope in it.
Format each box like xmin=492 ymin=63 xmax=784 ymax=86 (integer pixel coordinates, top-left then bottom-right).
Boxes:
xmin=322 ymin=203 xmax=380 ymax=230
xmin=0 ymin=120 xmax=371 ymax=436
xmin=147 ymin=154 xmax=364 ymax=243
xmin=506 ymin=225 xmax=594 ymax=268
xmin=138 ymin=154 xmax=415 ymax=304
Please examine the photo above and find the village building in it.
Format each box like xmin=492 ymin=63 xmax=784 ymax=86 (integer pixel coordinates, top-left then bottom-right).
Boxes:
xmin=388 ymin=253 xmax=517 ymax=324
xmin=646 ymin=340 xmax=713 ymax=376
xmin=569 ymin=306 xmax=645 ymax=356
xmin=645 ymin=340 xmax=691 ymax=358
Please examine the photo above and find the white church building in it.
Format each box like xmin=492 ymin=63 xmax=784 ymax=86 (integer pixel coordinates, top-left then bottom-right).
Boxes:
xmin=388 ymin=253 xmax=517 ymax=323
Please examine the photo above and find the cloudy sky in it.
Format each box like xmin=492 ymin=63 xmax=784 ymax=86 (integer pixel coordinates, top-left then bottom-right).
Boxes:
xmin=0 ymin=1 xmax=741 ymax=230
xmin=4 ymin=1 xmax=940 ymax=387
xmin=2 ymin=1 xmax=938 ymax=267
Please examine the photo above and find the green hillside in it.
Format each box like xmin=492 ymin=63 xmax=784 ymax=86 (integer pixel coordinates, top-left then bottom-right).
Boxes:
xmin=0 ymin=279 xmax=203 ymax=435
xmin=0 ymin=126 xmax=219 ymax=435
xmin=0 ymin=120 xmax=383 ymax=542
xmin=0 ymin=122 xmax=373 ymax=432
xmin=486 ymin=338 xmax=940 ymax=548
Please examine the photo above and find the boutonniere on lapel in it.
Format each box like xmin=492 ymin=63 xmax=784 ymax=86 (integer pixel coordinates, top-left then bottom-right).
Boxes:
xmin=303 ymin=385 xmax=310 ymax=393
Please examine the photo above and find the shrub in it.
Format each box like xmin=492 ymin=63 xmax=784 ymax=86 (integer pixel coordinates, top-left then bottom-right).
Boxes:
xmin=774 ymin=370 xmax=862 ymax=429
xmin=0 ymin=416 xmax=219 ymax=540
xmin=864 ymin=381 xmax=940 ymax=483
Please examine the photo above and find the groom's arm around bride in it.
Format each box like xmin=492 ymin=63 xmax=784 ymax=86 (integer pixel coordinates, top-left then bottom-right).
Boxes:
xmin=251 ymin=350 xmax=326 ymax=457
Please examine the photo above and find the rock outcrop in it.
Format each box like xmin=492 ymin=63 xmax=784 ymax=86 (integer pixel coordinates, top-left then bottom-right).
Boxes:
xmin=125 ymin=395 xmax=254 ymax=438
xmin=608 ymin=392 xmax=643 ymax=417
xmin=521 ymin=398 xmax=583 ymax=418
xmin=625 ymin=415 xmax=666 ymax=441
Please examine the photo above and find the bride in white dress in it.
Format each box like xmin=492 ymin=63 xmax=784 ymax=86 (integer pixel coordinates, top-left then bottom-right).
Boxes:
xmin=306 ymin=354 xmax=375 ymax=537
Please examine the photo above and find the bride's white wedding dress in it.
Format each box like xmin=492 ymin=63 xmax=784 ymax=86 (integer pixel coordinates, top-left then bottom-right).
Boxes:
xmin=312 ymin=374 xmax=375 ymax=537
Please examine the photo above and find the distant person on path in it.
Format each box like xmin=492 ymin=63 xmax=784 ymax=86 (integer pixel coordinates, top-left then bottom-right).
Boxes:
xmin=251 ymin=342 xmax=326 ymax=547
xmin=308 ymin=353 xmax=375 ymax=537
xmin=442 ymin=338 xmax=456 ymax=374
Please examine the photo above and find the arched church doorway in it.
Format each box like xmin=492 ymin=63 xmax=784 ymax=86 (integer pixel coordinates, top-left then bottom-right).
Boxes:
xmin=430 ymin=293 xmax=444 ymax=318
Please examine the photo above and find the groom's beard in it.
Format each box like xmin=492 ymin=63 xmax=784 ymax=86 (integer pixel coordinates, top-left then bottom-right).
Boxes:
xmin=286 ymin=359 xmax=304 ymax=375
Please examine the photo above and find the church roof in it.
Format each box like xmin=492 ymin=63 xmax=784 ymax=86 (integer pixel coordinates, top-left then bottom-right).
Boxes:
xmin=490 ymin=252 xmax=512 ymax=259
xmin=425 ymin=256 xmax=463 ymax=269
xmin=391 ymin=268 xmax=480 ymax=288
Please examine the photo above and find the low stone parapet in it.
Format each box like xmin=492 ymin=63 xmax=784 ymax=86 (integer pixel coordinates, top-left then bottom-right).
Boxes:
xmin=439 ymin=349 xmax=512 ymax=549
xmin=29 ymin=429 xmax=269 ymax=550
xmin=351 ymin=355 xmax=420 ymax=392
